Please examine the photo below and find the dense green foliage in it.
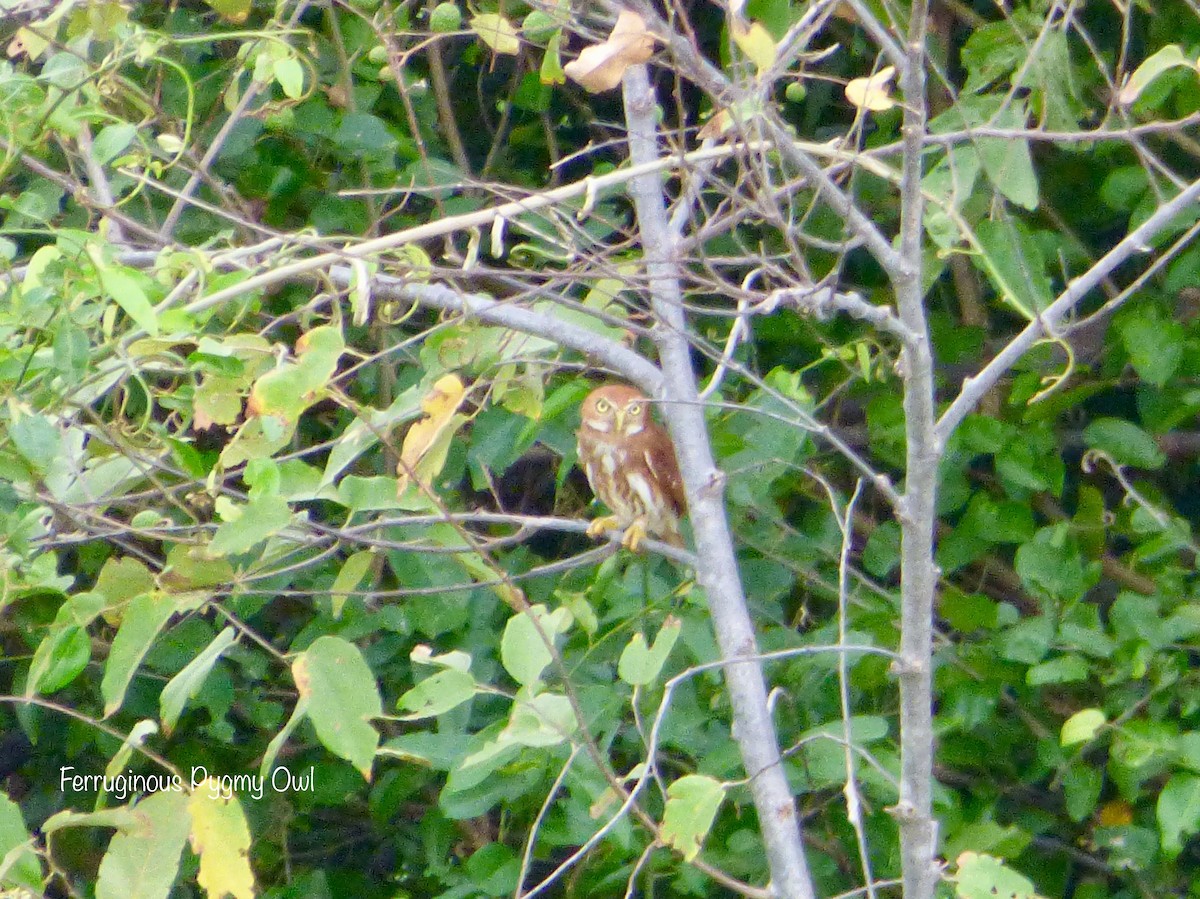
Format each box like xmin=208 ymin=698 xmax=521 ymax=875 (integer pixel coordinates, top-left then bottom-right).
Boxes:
xmin=1 ymin=0 xmax=1200 ymax=897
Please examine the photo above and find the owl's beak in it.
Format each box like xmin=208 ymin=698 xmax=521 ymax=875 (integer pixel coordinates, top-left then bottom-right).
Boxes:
xmin=614 ymin=410 xmax=625 ymax=431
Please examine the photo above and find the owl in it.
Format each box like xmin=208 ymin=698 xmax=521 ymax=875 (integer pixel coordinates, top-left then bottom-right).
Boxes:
xmin=576 ymin=385 xmax=687 ymax=551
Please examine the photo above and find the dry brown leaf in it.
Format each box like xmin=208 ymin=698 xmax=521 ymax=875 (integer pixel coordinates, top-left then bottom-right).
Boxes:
xmin=845 ymin=65 xmax=897 ymax=112
xmin=563 ymin=10 xmax=658 ymax=93
xmin=397 ymin=374 xmax=467 ymax=495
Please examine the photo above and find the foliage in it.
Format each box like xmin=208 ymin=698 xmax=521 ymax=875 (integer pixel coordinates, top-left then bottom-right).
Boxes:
xmin=0 ymin=0 xmax=1198 ymax=897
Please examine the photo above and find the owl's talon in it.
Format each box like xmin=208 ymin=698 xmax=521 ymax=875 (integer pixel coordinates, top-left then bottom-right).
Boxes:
xmin=620 ymin=519 xmax=648 ymax=553
xmin=587 ymin=515 xmax=620 ymax=540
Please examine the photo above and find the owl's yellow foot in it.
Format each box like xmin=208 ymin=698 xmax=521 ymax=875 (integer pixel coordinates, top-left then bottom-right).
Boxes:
xmin=587 ymin=515 xmax=621 ymax=540
xmin=620 ymin=519 xmax=648 ymax=553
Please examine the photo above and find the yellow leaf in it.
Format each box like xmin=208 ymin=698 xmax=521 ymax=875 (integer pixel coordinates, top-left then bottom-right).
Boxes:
xmin=731 ymin=20 xmax=775 ymax=76
xmin=188 ymin=782 xmax=255 ymax=899
xmin=563 ymin=10 xmax=657 ymax=93
xmin=397 ymin=374 xmax=468 ymax=495
xmin=471 ymin=13 xmax=520 ymax=55
xmin=845 ymin=65 xmax=897 ymax=112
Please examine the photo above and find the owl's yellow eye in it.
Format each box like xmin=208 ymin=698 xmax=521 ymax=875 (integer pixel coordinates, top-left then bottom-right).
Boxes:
xmin=595 ymin=399 xmax=610 ymax=413
xmin=627 ymin=403 xmax=642 ymax=416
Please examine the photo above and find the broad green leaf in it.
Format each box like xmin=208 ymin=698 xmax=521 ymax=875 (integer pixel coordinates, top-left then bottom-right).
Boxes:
xmin=974 ymin=217 xmax=1052 ymax=318
xmin=95 ymin=790 xmax=191 ymax=899
xmin=102 ymin=592 xmax=203 ymax=717
xmin=1119 ymin=311 xmax=1183 ymax=387
xmin=9 ymin=413 xmax=61 ymax=473
xmin=42 ymin=807 xmax=140 ymax=835
xmin=1061 ymin=708 xmax=1106 ymax=746
xmin=431 ymin=2 xmax=463 ymax=32
xmin=617 ymin=616 xmax=681 ymax=686
xmin=207 ymin=494 xmax=293 ymax=557
xmin=398 ymin=668 xmax=478 ymax=720
xmin=330 ymin=550 xmax=375 ymax=619
xmin=26 ymin=625 xmax=90 ymax=695
xmin=1119 ymin=45 xmax=1196 ymax=105
xmin=160 ymin=627 xmax=238 ymax=734
xmin=294 ymin=636 xmax=382 ymax=780
xmin=660 ymin=774 xmax=726 ymax=862
xmin=471 ymin=13 xmax=520 ymax=55
xmin=500 ymin=605 xmax=572 ymax=688
xmin=92 ymin=123 xmax=137 ymax=165
xmin=0 ymin=792 xmax=41 ymax=891
xmin=540 ymin=31 xmax=566 ymax=85
xmin=1082 ymin=418 xmax=1165 ymax=470
xmin=1159 ymin=773 xmax=1200 ymax=858
xmin=273 ymin=56 xmax=303 ymax=99
xmin=189 ymin=783 xmax=255 ymax=899
xmin=498 ymin=690 xmax=576 ymax=748
xmin=321 ymin=382 xmax=425 ymax=488
xmin=953 ymin=852 xmax=1042 ymax=899
xmin=1063 ymin=764 xmax=1103 ymax=822
xmin=97 ymin=265 xmax=158 ymax=336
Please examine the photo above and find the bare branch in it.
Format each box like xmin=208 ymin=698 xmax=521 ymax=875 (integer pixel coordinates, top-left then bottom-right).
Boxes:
xmin=936 ymin=174 xmax=1200 ymax=446
xmin=621 ymin=64 xmax=818 ymax=899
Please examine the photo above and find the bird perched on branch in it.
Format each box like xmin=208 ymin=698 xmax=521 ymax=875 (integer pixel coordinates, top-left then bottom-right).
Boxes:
xmin=576 ymin=384 xmax=686 ymax=551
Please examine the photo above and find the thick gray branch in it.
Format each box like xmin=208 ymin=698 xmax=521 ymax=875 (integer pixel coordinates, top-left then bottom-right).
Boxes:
xmin=621 ymin=66 xmax=817 ymax=899
xmin=936 ymin=174 xmax=1200 ymax=446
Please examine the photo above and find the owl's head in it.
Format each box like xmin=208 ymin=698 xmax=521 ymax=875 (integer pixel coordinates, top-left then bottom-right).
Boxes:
xmin=581 ymin=385 xmax=651 ymax=436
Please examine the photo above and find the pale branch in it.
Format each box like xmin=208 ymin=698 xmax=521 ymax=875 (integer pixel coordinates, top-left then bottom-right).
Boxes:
xmin=894 ymin=0 xmax=939 ymax=892
xmin=935 ymin=174 xmax=1200 ymax=446
xmin=621 ymin=65 xmax=818 ymax=899
xmin=763 ymin=285 xmax=919 ymax=346
xmin=77 ymin=124 xmax=125 ymax=245
xmin=327 ymin=266 xmax=664 ymax=393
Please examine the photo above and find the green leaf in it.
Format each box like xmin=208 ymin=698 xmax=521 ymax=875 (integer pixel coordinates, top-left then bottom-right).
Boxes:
xmin=203 ymin=0 xmax=251 ymax=22
xmin=471 ymin=13 xmax=520 ymax=55
xmin=0 ymin=792 xmax=42 ymax=891
xmin=1026 ymin=654 xmax=1089 ymax=685
xmin=27 ymin=625 xmax=90 ymax=695
xmin=208 ymin=494 xmax=293 ymax=557
xmin=1119 ymin=310 xmax=1183 ymax=387
xmin=102 ymin=592 xmax=201 ymax=717
xmin=160 ymin=627 xmax=237 ymax=735
xmin=1158 ymin=773 xmax=1200 ymax=857
xmin=1119 ymin=45 xmax=1197 ymax=105
xmin=617 ymin=616 xmax=681 ymax=686
xmin=499 ymin=690 xmax=576 ymax=747
xmin=92 ymin=123 xmax=138 ymax=165
xmin=1061 ymin=708 xmax=1106 ymax=747
xmin=922 ymin=146 xmax=979 ymax=249
xmin=95 ymin=790 xmax=191 ymax=899
xmin=273 ymin=56 xmax=304 ymax=99
xmin=1082 ymin=418 xmax=1165 ymax=470
xmin=398 ymin=668 xmax=478 ymax=720
xmin=660 ymin=774 xmax=726 ymax=862
xmin=953 ymin=851 xmax=1042 ymax=899
xmin=975 ymin=217 xmax=1052 ymax=318
xmin=295 ymin=636 xmax=382 ymax=780
xmin=1063 ymin=764 xmax=1103 ymax=822
xmin=97 ymin=265 xmax=158 ymax=336
xmin=9 ymin=413 xmax=61 ymax=473
xmin=431 ymin=2 xmax=463 ymax=32
xmin=329 ymin=550 xmax=375 ymax=619
xmin=500 ymin=604 xmax=571 ymax=688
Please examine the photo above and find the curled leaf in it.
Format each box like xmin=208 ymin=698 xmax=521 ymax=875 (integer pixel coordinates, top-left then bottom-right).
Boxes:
xmin=1118 ymin=44 xmax=1199 ymax=105
xmin=563 ymin=10 xmax=657 ymax=93
xmin=845 ymin=65 xmax=897 ymax=112
xmin=397 ymin=374 xmax=468 ymax=495
xmin=731 ymin=19 xmax=775 ymax=76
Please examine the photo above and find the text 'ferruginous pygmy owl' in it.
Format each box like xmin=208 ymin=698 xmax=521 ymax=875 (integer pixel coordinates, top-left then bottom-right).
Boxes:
xmin=576 ymin=385 xmax=686 ymax=551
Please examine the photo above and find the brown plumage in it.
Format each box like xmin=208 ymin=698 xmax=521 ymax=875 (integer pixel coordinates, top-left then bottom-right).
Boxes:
xmin=576 ymin=385 xmax=686 ymax=550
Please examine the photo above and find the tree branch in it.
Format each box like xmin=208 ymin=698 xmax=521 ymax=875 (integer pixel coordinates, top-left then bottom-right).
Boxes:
xmin=935 ymin=174 xmax=1200 ymax=445
xmin=620 ymin=65 xmax=818 ymax=899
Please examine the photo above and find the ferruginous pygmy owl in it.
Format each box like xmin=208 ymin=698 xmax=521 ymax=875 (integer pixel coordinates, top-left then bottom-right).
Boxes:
xmin=576 ymin=385 xmax=686 ymax=550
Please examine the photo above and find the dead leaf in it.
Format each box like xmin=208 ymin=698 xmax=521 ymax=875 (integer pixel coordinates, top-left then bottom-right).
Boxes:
xmin=563 ymin=10 xmax=658 ymax=93
xmin=845 ymin=66 xmax=897 ymax=112
xmin=397 ymin=374 xmax=468 ymax=495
